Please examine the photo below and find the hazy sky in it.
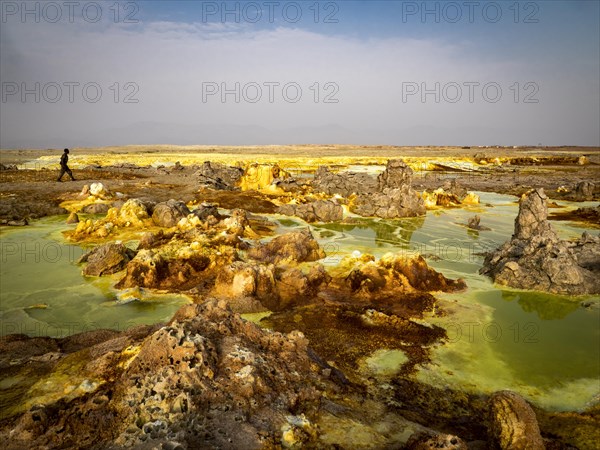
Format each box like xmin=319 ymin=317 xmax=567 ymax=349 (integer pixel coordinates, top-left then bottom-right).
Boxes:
xmin=1 ymin=0 xmax=599 ymax=148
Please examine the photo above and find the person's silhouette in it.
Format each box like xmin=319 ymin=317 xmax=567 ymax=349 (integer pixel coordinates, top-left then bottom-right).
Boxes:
xmin=57 ymin=148 xmax=75 ymax=181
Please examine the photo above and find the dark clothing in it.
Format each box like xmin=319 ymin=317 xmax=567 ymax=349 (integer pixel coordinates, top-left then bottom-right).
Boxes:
xmin=57 ymin=153 xmax=75 ymax=181
xmin=57 ymin=166 xmax=74 ymax=181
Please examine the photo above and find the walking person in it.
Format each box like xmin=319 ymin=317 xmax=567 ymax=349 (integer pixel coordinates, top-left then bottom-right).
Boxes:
xmin=57 ymin=148 xmax=76 ymax=181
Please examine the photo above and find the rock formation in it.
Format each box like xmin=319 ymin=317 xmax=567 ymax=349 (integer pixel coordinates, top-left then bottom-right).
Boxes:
xmin=278 ymin=199 xmax=344 ymax=223
xmin=575 ymin=180 xmax=595 ymax=201
xmin=312 ymin=165 xmax=379 ymax=197
xmin=194 ymin=161 xmax=243 ymax=190
xmin=115 ymin=248 xmax=213 ymax=290
xmin=69 ymin=198 xmax=152 ymax=240
xmin=377 ymin=159 xmax=414 ymax=190
xmin=549 ymin=204 xmax=600 ymax=227
xmin=406 ymin=432 xmax=468 ymax=450
xmin=239 ymin=163 xmax=290 ymax=192
xmin=78 ymin=242 xmax=136 ymax=276
xmin=351 ymin=160 xmax=426 ymax=218
xmin=466 ymin=215 xmax=490 ymax=231
xmin=486 ymin=391 xmax=544 ymax=450
xmin=0 ymin=218 xmax=28 ymax=226
xmin=421 ymin=188 xmax=462 ymax=208
xmin=212 ymin=262 xmax=331 ymax=312
xmin=81 ymin=203 xmax=110 ymax=214
xmin=310 ymin=160 xmax=427 ymax=219
xmin=152 ymin=199 xmax=191 ymax=227
xmin=342 ymin=253 xmax=466 ymax=294
xmin=480 ymin=188 xmax=600 ymax=295
xmin=0 ymin=198 xmax=66 ymax=224
xmin=421 ymin=179 xmax=480 ymax=208
xmin=65 ymin=212 xmax=79 ymax=224
xmin=191 ymin=203 xmax=223 ymax=222
xmin=0 ymin=300 xmax=343 ymax=449
xmin=247 ymin=230 xmax=325 ymax=265
xmin=352 ymin=185 xmax=426 ymax=218
xmin=89 ymin=182 xmax=111 ymax=199
xmin=109 ymin=198 xmax=152 ymax=227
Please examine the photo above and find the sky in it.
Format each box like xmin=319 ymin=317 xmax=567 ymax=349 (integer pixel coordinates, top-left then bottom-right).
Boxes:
xmin=1 ymin=0 xmax=599 ymax=148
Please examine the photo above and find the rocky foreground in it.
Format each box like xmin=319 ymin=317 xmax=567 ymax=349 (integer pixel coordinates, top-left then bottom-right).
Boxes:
xmin=3 ymin=299 xmax=598 ymax=449
xmin=1 ymin=300 xmax=345 ymax=448
xmin=1 ymin=152 xmax=600 ymax=448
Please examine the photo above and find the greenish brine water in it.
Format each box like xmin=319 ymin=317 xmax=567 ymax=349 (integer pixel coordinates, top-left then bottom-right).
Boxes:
xmin=0 ymin=216 xmax=190 ymax=338
xmin=302 ymin=192 xmax=600 ymax=412
xmin=0 ymin=193 xmax=598 ymax=411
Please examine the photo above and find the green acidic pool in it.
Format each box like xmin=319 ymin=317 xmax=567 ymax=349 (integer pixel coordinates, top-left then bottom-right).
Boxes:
xmin=276 ymin=192 xmax=600 ymax=411
xmin=0 ymin=216 xmax=189 ymax=338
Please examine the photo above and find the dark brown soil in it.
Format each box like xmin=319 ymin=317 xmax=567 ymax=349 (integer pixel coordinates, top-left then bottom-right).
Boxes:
xmin=412 ymin=165 xmax=600 ymax=201
xmin=261 ymin=292 xmax=444 ymax=379
xmin=549 ymin=206 xmax=600 ymax=228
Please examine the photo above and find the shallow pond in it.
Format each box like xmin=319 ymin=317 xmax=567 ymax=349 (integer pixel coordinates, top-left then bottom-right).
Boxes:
xmin=0 ymin=193 xmax=598 ymax=412
xmin=0 ymin=216 xmax=190 ymax=338
xmin=277 ymin=192 xmax=600 ymax=411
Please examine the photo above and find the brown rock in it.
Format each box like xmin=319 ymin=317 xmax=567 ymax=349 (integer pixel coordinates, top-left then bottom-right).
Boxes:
xmin=81 ymin=203 xmax=110 ymax=214
xmin=487 ymin=391 xmax=544 ymax=450
xmin=514 ymin=189 xmax=555 ymax=241
xmin=352 ymin=186 xmax=426 ymax=218
xmin=406 ymin=431 xmax=468 ymax=450
xmin=481 ymin=188 xmax=600 ymax=294
xmin=0 ymin=334 xmax=60 ymax=369
xmin=137 ymin=229 xmax=175 ymax=250
xmin=575 ymin=181 xmax=594 ymax=201
xmin=377 ymin=159 xmax=414 ymax=190
xmin=468 ymin=215 xmax=481 ymax=230
xmin=79 ymin=243 xmax=136 ymax=276
xmin=116 ymin=246 xmax=213 ymax=291
xmin=275 ymin=267 xmax=310 ymax=306
xmin=152 ymin=199 xmax=190 ymax=227
xmin=347 ymin=254 xmax=466 ymax=293
xmin=6 ymin=219 xmax=28 ymax=226
xmin=278 ymin=199 xmax=343 ymax=223
xmin=66 ymin=212 xmax=79 ymax=224
xmin=191 ymin=203 xmax=223 ymax=221
xmin=248 ymin=230 xmax=325 ymax=265
xmin=194 ymin=161 xmax=243 ymax=190
xmin=0 ymin=300 xmax=337 ymax=449
xmin=466 ymin=215 xmax=490 ymax=231
xmin=312 ymin=166 xmax=378 ymax=197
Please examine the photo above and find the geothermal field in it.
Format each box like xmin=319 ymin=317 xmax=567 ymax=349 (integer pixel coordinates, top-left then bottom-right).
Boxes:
xmin=0 ymin=144 xmax=598 ymax=448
